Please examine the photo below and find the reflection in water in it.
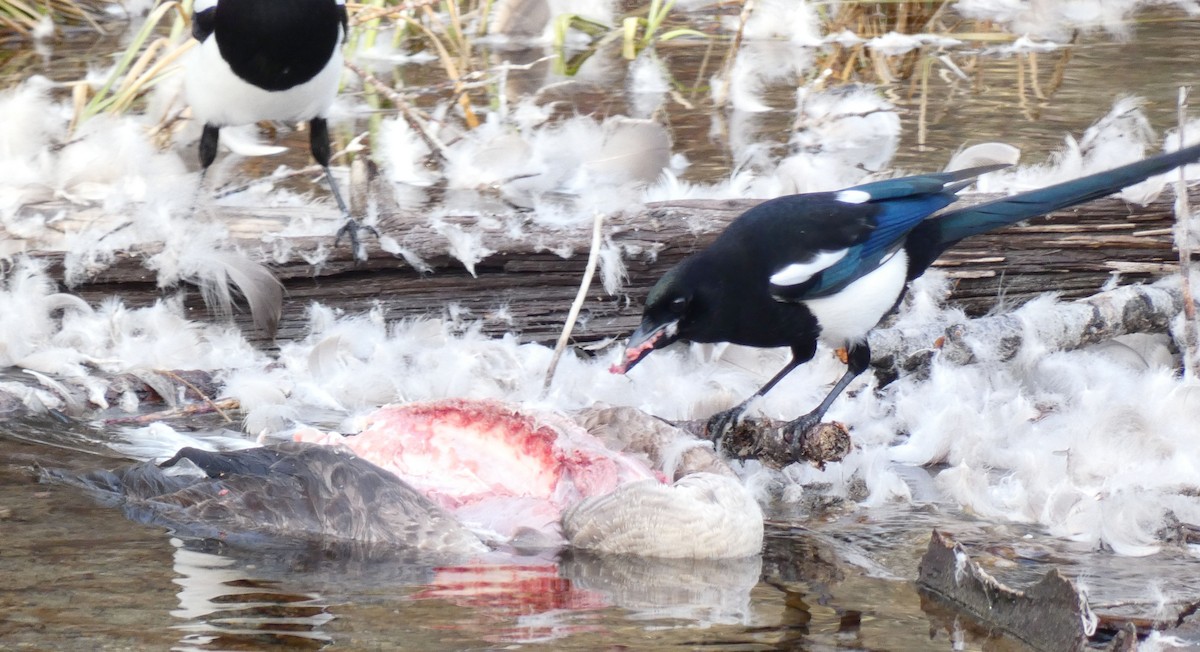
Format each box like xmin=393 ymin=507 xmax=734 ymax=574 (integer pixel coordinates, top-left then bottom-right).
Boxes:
xmin=561 ymin=551 xmax=762 ymax=625
xmin=162 ymin=534 xmax=766 ymax=647
xmin=169 ymin=539 xmax=335 ymax=650
xmin=411 ymin=563 xmax=607 ymax=644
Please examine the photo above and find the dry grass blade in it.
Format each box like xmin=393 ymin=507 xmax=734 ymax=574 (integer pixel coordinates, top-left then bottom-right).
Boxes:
xmin=544 ymin=211 xmax=605 ymax=392
xmin=1175 ymin=86 xmax=1197 ymax=378
xmin=74 ymin=0 xmax=189 ymax=128
xmin=1 ymin=0 xmax=112 ymax=36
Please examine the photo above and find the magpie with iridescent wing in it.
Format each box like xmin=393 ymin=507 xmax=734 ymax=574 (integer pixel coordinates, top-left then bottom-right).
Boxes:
xmin=186 ymin=0 xmax=374 ymax=259
xmin=613 ymin=143 xmax=1200 ymax=456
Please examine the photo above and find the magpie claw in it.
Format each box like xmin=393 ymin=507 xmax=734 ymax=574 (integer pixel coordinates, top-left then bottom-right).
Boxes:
xmin=334 ymin=218 xmax=380 ymax=263
xmin=704 ymin=405 xmax=746 ymax=451
xmin=782 ymin=413 xmax=821 ymax=462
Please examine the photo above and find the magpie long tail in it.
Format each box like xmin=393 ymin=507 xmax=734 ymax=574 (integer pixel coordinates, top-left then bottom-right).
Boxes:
xmin=905 ymin=142 xmax=1200 ymax=277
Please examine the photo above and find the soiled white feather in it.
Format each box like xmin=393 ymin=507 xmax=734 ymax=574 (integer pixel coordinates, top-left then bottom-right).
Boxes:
xmin=0 ymin=76 xmax=64 ymax=218
xmin=217 ymin=125 xmax=289 ymax=157
xmin=597 ymin=242 xmax=627 ymax=295
xmin=147 ymin=246 xmax=283 ymax=337
xmin=54 ymin=114 xmax=189 ymax=209
xmin=110 ymin=422 xmax=258 ymax=462
xmin=430 ymin=217 xmax=494 ymax=277
xmin=627 ymin=50 xmax=670 ymax=119
xmin=737 ymin=0 xmax=822 ymax=44
xmin=773 ymin=84 xmax=901 ymax=193
xmin=953 ymin=0 xmax=1170 ymax=41
xmin=945 ymin=142 xmax=1022 ymax=173
xmin=0 ymin=258 xmax=82 ymax=366
xmin=867 ymin=32 xmax=962 ymax=57
xmin=440 ymin=114 xmax=532 ymax=191
xmin=983 ymin=97 xmax=1165 ymax=203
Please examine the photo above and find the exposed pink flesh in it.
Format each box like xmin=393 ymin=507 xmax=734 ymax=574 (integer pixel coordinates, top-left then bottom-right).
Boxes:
xmin=295 ymin=398 xmax=662 ymax=541
xmin=609 ymin=331 xmax=661 ymax=374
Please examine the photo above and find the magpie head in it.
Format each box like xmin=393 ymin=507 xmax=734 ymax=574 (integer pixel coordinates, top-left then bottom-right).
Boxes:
xmin=611 ymin=265 xmax=695 ymax=375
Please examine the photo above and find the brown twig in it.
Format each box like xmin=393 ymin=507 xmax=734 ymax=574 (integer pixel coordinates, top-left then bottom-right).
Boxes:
xmin=104 ymin=398 xmax=241 ymax=425
xmin=160 ymin=370 xmax=235 ymax=422
xmin=344 ymin=60 xmax=448 ymax=162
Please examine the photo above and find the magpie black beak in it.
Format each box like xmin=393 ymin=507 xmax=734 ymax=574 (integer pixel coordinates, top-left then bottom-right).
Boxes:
xmin=610 ymin=319 xmax=679 ymax=375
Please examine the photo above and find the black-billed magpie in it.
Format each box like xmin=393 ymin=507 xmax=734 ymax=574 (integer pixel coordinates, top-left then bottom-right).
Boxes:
xmin=186 ymin=0 xmax=374 ymax=258
xmin=613 ymin=143 xmax=1200 ymax=453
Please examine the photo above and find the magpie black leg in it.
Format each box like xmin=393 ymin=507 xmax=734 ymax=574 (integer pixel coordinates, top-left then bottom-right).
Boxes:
xmin=311 ymin=117 xmax=377 ymax=262
xmin=705 ymin=340 xmax=817 ymax=446
xmin=190 ymin=124 xmax=221 ymax=214
xmin=199 ymin=123 xmax=220 ymax=169
xmin=783 ymin=341 xmax=871 ymax=458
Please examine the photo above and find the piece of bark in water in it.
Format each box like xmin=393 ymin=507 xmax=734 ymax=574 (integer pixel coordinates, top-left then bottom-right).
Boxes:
xmin=674 ymin=418 xmax=851 ymax=469
xmin=917 ymin=530 xmax=1096 ymax=652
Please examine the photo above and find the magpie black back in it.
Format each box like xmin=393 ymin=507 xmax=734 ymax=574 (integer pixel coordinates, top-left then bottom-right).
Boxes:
xmin=213 ymin=0 xmax=347 ymax=91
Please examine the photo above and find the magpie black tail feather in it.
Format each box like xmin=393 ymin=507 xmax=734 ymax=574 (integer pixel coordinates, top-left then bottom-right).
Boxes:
xmin=905 ymin=142 xmax=1200 ymax=277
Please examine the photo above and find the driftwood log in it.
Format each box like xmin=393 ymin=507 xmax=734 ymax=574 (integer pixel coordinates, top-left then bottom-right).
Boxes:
xmin=918 ymin=530 xmax=1200 ymax=650
xmin=918 ymin=530 xmax=1097 ymax=652
xmin=26 ymin=187 xmax=1196 ymax=353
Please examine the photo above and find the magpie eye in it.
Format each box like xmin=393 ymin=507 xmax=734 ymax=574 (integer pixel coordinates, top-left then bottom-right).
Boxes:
xmin=669 ymin=296 xmax=688 ymax=313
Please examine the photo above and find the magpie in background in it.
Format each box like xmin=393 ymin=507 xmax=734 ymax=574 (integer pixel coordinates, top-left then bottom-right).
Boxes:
xmin=613 ymin=143 xmax=1200 ymax=454
xmin=186 ymin=0 xmax=374 ymax=259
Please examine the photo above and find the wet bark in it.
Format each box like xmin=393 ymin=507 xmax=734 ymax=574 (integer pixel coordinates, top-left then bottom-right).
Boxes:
xmin=918 ymin=530 xmax=1200 ymax=650
xmin=918 ymin=530 xmax=1094 ymax=652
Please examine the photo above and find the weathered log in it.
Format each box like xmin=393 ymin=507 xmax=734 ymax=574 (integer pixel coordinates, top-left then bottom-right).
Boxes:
xmin=918 ymin=530 xmax=1095 ymax=652
xmin=24 ymin=188 xmax=1197 ymax=351
xmin=918 ymin=530 xmax=1200 ymax=649
xmin=869 ymin=279 xmax=1186 ymax=376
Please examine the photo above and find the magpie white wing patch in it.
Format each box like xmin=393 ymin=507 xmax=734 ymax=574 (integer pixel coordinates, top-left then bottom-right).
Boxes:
xmin=193 ymin=0 xmax=217 ymax=13
xmin=835 ymin=189 xmax=871 ymax=204
xmin=769 ymin=249 xmax=847 ymax=287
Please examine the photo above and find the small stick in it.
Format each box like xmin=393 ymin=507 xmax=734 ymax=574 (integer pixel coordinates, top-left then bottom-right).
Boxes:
xmin=104 ymin=398 xmax=241 ymax=426
xmin=714 ymin=0 xmax=753 ymax=107
xmin=344 ymin=60 xmax=448 ymax=162
xmin=1175 ymin=86 xmax=1198 ymax=379
xmin=917 ymin=54 xmax=930 ymax=147
xmin=161 ymin=370 xmax=235 ymax=422
xmin=543 ymin=211 xmax=605 ymax=392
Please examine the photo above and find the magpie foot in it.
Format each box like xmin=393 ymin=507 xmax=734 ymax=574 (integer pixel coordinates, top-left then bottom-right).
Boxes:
xmin=781 ymin=416 xmax=851 ymax=467
xmin=704 ymin=405 xmax=747 ymax=450
xmin=780 ymin=413 xmax=820 ymax=461
xmin=334 ymin=218 xmax=381 ymax=263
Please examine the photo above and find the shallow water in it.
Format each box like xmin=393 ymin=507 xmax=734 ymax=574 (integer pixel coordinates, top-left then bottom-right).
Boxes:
xmin=6 ymin=5 xmax=1200 ymax=650
xmin=6 ymin=415 xmax=1200 ymax=650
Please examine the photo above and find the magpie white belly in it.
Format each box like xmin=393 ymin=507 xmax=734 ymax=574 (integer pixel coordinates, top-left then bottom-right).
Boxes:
xmin=185 ymin=38 xmax=343 ymax=126
xmin=803 ymin=249 xmax=908 ymax=347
